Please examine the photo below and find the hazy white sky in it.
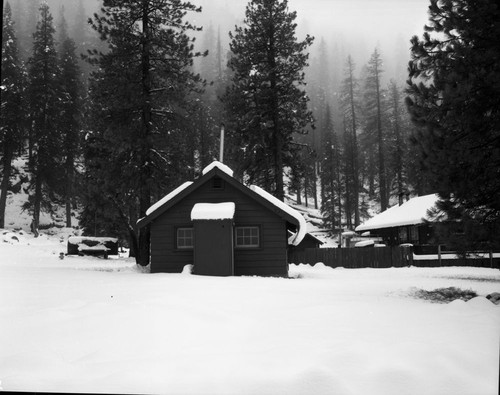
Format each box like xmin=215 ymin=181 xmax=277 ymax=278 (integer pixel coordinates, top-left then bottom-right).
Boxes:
xmin=192 ymin=0 xmax=429 ymax=42
xmin=191 ymin=0 xmax=430 ymax=80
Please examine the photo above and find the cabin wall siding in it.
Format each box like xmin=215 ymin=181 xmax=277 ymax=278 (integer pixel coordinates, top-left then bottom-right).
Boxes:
xmin=150 ymin=178 xmax=288 ymax=276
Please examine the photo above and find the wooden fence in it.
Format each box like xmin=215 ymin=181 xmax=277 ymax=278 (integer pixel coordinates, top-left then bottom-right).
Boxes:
xmin=288 ymin=247 xmax=500 ymax=269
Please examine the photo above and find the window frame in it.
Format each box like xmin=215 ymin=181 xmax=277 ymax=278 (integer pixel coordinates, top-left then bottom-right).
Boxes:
xmin=234 ymin=226 xmax=261 ymax=249
xmin=176 ymin=227 xmax=194 ymax=250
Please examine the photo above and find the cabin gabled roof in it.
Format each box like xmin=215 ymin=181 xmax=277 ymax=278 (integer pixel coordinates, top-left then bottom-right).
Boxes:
xmin=355 ymin=194 xmax=440 ymax=232
xmin=137 ymin=161 xmax=306 ymax=245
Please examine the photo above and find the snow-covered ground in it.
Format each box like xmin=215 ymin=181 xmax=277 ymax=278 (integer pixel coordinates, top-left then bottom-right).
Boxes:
xmin=1 ymin=232 xmax=499 ymax=395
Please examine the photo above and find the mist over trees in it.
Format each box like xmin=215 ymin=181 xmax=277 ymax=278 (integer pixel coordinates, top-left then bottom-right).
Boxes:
xmin=1 ymin=0 xmax=498 ymax=254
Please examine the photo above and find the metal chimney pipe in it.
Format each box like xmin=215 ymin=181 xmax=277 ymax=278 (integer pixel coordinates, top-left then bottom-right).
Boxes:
xmin=219 ymin=123 xmax=225 ymax=163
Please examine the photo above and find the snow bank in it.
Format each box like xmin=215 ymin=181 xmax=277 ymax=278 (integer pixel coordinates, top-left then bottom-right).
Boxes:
xmin=1 ymin=235 xmax=499 ymax=395
xmin=250 ymin=185 xmax=307 ymax=246
xmin=191 ymin=202 xmax=235 ymax=221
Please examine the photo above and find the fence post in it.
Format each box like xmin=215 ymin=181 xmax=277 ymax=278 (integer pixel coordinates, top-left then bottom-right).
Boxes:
xmin=490 ymin=250 xmax=493 ymax=269
xmin=438 ymin=244 xmax=442 ymax=267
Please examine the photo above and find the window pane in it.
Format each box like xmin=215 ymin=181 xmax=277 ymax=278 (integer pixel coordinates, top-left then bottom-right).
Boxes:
xmin=177 ymin=228 xmax=193 ymax=249
xmin=235 ymin=227 xmax=259 ymax=247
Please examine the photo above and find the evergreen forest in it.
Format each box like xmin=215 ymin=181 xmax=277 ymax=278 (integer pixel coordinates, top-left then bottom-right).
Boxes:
xmin=1 ymin=0 xmax=499 ymax=263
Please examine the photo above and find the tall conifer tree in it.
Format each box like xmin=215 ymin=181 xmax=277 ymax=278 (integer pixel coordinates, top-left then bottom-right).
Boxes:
xmin=86 ymin=0 xmax=203 ymax=264
xmin=407 ymin=0 xmax=500 ymax=248
xmin=364 ymin=48 xmax=388 ymax=210
xmin=340 ymin=55 xmax=360 ymax=225
xmin=59 ymin=35 xmax=82 ymax=227
xmin=27 ymin=2 xmax=61 ymax=235
xmin=387 ymin=80 xmax=407 ymax=202
xmin=1 ymin=2 xmax=25 ymax=228
xmin=320 ymin=106 xmax=342 ymax=232
xmin=225 ymin=0 xmax=314 ymax=200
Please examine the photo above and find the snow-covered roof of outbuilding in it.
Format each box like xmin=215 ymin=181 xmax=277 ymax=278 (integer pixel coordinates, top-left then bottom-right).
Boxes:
xmin=355 ymin=194 xmax=440 ymax=232
xmin=191 ymin=202 xmax=235 ymax=221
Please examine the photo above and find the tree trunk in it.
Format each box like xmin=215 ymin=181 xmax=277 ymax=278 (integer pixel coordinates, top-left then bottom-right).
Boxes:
xmin=0 ymin=142 xmax=14 ymax=229
xmin=336 ymin=163 xmax=342 ymax=229
xmin=313 ymin=161 xmax=318 ymax=210
xmin=329 ymin=165 xmax=335 ymax=230
xmin=344 ymin=175 xmax=352 ymax=229
xmin=304 ymin=178 xmax=309 ymax=208
xmin=32 ymin=169 xmax=42 ymax=237
xmin=65 ymin=153 xmax=73 ymax=227
xmin=296 ymin=178 xmax=302 ymax=205
xmin=375 ymin=70 xmax=388 ymax=211
xmin=392 ymin=83 xmax=404 ymax=199
xmin=137 ymin=0 xmax=152 ymax=266
xmin=268 ymin=21 xmax=285 ymax=201
xmin=348 ymin=59 xmax=360 ymax=226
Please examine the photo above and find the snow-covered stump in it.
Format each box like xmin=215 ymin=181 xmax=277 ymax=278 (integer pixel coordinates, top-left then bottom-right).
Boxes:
xmin=67 ymin=237 xmax=118 ymax=258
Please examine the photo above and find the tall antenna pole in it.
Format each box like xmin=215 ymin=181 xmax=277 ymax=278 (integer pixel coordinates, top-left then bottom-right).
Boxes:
xmin=219 ymin=123 xmax=225 ymax=163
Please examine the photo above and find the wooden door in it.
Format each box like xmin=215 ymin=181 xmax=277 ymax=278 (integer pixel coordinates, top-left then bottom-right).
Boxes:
xmin=193 ymin=219 xmax=234 ymax=276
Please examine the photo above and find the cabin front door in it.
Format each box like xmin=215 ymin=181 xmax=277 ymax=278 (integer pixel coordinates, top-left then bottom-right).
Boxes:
xmin=193 ymin=219 xmax=234 ymax=276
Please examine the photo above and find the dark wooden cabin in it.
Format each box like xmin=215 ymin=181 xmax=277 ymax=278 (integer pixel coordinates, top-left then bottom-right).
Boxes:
xmin=137 ymin=162 xmax=306 ymax=276
xmin=355 ymin=194 xmax=438 ymax=247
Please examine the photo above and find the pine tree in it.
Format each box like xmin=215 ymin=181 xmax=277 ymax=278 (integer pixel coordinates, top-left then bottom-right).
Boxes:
xmin=58 ymin=35 xmax=82 ymax=228
xmin=26 ymin=2 xmax=61 ymax=235
xmin=225 ymin=0 xmax=314 ymax=200
xmin=339 ymin=55 xmax=360 ymax=225
xmin=86 ymin=0 xmax=204 ymax=265
xmin=341 ymin=116 xmax=355 ymax=228
xmin=363 ymin=48 xmax=388 ymax=210
xmin=1 ymin=2 xmax=25 ymax=228
xmin=320 ymin=106 xmax=342 ymax=232
xmin=406 ymin=0 xmax=500 ymax=248
xmin=387 ymin=80 xmax=408 ymax=202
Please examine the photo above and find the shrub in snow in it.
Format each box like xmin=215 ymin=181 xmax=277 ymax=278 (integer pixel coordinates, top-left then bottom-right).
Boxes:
xmin=410 ymin=287 xmax=477 ymax=303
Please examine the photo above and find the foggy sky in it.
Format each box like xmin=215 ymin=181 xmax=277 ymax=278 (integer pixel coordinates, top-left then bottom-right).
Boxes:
xmin=36 ymin=0 xmax=431 ymax=82
xmin=192 ymin=0 xmax=430 ymax=81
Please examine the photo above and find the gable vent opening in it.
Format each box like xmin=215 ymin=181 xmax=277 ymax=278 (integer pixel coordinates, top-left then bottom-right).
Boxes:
xmin=212 ymin=177 xmax=224 ymax=189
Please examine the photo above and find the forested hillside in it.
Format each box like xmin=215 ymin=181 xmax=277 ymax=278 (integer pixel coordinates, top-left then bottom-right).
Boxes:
xmin=2 ymin=0 xmax=499 ymax=259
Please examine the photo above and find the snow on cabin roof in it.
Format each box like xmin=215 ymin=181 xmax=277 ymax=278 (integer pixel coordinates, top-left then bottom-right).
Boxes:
xmin=355 ymin=194 xmax=440 ymax=232
xmin=191 ymin=202 xmax=235 ymax=221
xmin=139 ymin=161 xmax=306 ymax=241
xmin=250 ymin=185 xmax=307 ymax=246
xmin=145 ymin=182 xmax=193 ymax=216
xmin=202 ymin=161 xmax=234 ymax=177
